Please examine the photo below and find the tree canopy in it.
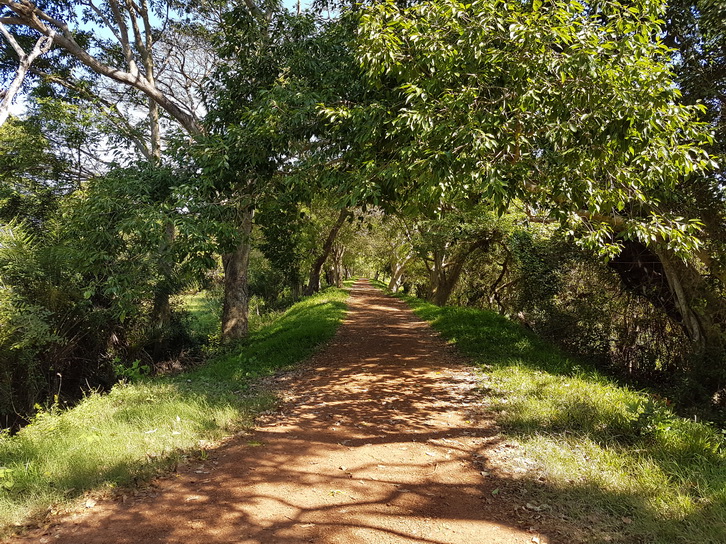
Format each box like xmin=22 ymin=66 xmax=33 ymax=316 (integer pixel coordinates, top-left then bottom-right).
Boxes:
xmin=2 ymin=0 xmax=726 ymax=424
xmin=326 ymin=0 xmax=716 ymax=257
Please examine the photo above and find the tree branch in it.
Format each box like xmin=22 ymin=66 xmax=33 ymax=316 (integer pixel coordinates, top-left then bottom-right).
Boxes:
xmin=82 ymin=0 xmax=124 ymax=45
xmin=0 ymin=20 xmax=53 ymax=126
xmin=0 ymin=0 xmax=203 ymax=134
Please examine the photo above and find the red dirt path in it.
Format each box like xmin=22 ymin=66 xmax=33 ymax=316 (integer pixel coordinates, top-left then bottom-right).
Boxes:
xmin=12 ymin=280 xmax=553 ymax=544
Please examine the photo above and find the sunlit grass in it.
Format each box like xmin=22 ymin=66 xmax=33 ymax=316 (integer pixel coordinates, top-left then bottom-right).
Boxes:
xmin=0 ymin=287 xmax=349 ymax=536
xmin=391 ymin=289 xmax=726 ymax=544
xmin=179 ymin=290 xmax=317 ymax=342
xmin=178 ymin=290 xmax=221 ymax=341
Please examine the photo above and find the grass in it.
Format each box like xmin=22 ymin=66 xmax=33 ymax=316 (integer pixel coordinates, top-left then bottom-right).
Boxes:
xmin=179 ymin=290 xmax=221 ymax=341
xmin=385 ymin=286 xmax=726 ymax=544
xmin=0 ymin=287 xmax=349 ymax=536
xmin=179 ymin=291 xmax=286 ymax=344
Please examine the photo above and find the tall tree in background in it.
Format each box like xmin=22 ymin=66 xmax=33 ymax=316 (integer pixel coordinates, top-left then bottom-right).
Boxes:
xmin=0 ymin=0 xmax=203 ymax=144
xmin=196 ymin=5 xmax=359 ymax=340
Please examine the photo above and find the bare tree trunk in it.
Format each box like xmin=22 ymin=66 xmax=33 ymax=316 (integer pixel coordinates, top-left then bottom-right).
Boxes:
xmin=221 ymin=208 xmax=254 ymax=342
xmin=303 ymin=208 xmax=349 ymax=296
xmin=149 ymin=99 xmax=161 ymax=161
xmin=331 ymin=244 xmax=345 ymax=287
xmin=388 ymin=255 xmax=413 ymax=293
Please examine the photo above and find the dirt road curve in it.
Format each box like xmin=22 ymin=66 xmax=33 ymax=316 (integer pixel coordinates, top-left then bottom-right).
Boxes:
xmin=14 ymin=280 xmax=546 ymax=544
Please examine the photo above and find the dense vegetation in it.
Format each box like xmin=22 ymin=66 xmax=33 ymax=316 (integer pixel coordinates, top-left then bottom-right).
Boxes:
xmin=0 ymin=0 xmax=725 ymax=536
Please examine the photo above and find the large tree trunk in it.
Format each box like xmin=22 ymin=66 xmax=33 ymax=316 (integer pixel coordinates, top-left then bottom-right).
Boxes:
xmin=427 ymin=239 xmax=491 ymax=306
xmin=221 ymin=208 xmax=254 ymax=342
xmin=611 ymin=241 xmax=726 ymax=395
xmin=303 ymin=208 xmax=349 ymax=296
xmin=388 ymin=255 xmax=413 ymax=293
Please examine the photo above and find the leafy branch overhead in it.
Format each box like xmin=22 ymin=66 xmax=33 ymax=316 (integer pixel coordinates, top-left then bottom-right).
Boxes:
xmin=327 ymin=0 xmax=717 ymax=257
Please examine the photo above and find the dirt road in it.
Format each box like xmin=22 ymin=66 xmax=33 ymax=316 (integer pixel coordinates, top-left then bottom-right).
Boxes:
xmin=16 ymin=281 xmax=546 ymax=544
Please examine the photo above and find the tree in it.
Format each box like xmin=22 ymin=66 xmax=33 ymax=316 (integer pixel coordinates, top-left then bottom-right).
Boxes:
xmin=366 ymin=213 xmax=415 ymax=292
xmin=0 ymin=0 xmax=203 ymax=144
xmin=330 ymin=0 xmax=714 ymax=255
xmin=415 ymin=208 xmax=502 ymax=306
xmin=194 ymin=5 xmax=361 ymax=340
xmin=65 ymin=164 xmax=215 ymax=352
xmin=323 ymin=0 xmax=726 ymax=386
xmin=0 ymin=19 xmax=51 ymax=126
xmin=303 ymin=206 xmax=351 ymax=295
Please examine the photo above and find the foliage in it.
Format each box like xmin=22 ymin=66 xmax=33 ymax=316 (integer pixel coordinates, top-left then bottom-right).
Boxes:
xmin=256 ymin=197 xmax=308 ymax=299
xmin=0 ymin=220 xmax=114 ymax=428
xmin=445 ymin=222 xmax=703 ymax=404
xmin=0 ymin=118 xmax=67 ymax=227
xmin=65 ymin=165 xmax=214 ymax=324
xmin=0 ymin=162 xmax=222 ymax=427
xmin=196 ymin=9 xmax=338 ymax=204
xmin=24 ymin=97 xmax=111 ymax=183
xmin=329 ymin=0 xmax=715 ymax=257
xmin=661 ymin=1 xmax=726 ymax=384
xmin=665 ymin=0 xmax=726 ymax=151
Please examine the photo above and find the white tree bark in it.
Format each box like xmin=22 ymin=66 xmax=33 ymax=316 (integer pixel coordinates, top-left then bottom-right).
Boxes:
xmin=0 ymin=0 xmax=203 ymax=135
xmin=0 ymin=20 xmax=52 ymax=126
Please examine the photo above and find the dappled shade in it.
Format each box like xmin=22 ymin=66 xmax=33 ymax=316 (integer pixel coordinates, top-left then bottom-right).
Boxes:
xmin=15 ymin=281 xmax=538 ymax=544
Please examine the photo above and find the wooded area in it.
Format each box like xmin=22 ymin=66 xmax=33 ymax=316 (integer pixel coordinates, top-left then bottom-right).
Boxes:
xmin=0 ymin=0 xmax=724 ymax=432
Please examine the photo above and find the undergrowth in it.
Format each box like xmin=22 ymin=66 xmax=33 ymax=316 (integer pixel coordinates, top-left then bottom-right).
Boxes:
xmin=388 ymin=287 xmax=726 ymax=544
xmin=0 ymin=287 xmax=348 ymax=536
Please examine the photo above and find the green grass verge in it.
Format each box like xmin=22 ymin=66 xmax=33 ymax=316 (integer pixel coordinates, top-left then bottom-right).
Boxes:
xmin=389 ymin=288 xmax=726 ymax=544
xmin=0 ymin=287 xmax=348 ymax=536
